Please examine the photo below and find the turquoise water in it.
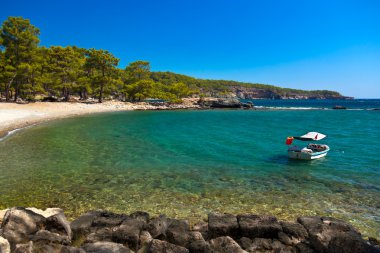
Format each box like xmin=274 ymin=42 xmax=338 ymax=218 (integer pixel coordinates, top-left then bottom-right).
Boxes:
xmin=0 ymin=105 xmax=379 ymax=238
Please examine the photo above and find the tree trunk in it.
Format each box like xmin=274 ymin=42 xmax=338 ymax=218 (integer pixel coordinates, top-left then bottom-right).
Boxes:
xmin=5 ymin=73 xmax=16 ymax=102
xmin=99 ymin=83 xmax=104 ymax=103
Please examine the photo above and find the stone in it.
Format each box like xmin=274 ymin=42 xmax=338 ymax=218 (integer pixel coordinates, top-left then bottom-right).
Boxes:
xmin=0 ymin=236 xmax=10 ymax=253
xmin=238 ymin=237 xmax=252 ymax=250
xmin=249 ymin=238 xmax=272 ymax=251
xmin=278 ymin=231 xmax=302 ymax=246
xmin=192 ymin=221 xmax=208 ymax=240
xmin=70 ymin=211 xmax=101 ymax=235
xmin=112 ymin=218 xmax=146 ymax=250
xmin=13 ymin=242 xmax=33 ymax=253
xmin=147 ymin=215 xmax=169 ymax=239
xmin=208 ymin=213 xmax=238 ymax=239
xmin=295 ymin=243 xmax=314 ymax=253
xmin=209 ymin=236 xmax=248 ymax=253
xmin=297 ymin=216 xmax=367 ymax=253
xmin=130 ymin=211 xmax=150 ymax=223
xmin=45 ymin=212 xmax=72 ymax=241
xmin=280 ymin=221 xmax=308 ymax=239
xmin=25 ymin=207 xmax=63 ymax=218
xmin=237 ymin=214 xmax=282 ymax=238
xmin=92 ymin=212 xmax=127 ymax=228
xmin=0 ymin=207 xmax=46 ymax=249
xmin=139 ymin=230 xmax=153 ymax=247
xmin=166 ymin=219 xmax=190 ymax=247
xmin=82 ymin=241 xmax=131 ymax=253
xmin=210 ymin=98 xmax=242 ymax=109
xmin=147 ymin=239 xmax=189 ymax=253
xmin=327 ymin=232 xmax=377 ymax=253
xmin=85 ymin=227 xmax=114 ymax=243
xmin=30 ymin=229 xmax=69 ymax=244
xmin=188 ymin=240 xmax=211 ymax=253
xmin=0 ymin=209 xmax=9 ymax=224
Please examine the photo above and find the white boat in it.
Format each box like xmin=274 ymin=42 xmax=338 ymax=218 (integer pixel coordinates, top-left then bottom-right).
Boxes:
xmin=286 ymin=132 xmax=330 ymax=160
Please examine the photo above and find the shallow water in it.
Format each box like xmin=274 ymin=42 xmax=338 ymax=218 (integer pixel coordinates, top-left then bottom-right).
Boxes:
xmin=0 ymin=106 xmax=379 ymax=238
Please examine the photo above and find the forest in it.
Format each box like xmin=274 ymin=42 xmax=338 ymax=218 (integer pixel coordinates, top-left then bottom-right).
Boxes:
xmin=0 ymin=16 xmax=343 ymax=103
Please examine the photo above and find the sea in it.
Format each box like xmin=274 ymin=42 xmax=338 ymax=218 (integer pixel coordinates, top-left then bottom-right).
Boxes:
xmin=0 ymin=99 xmax=379 ymax=238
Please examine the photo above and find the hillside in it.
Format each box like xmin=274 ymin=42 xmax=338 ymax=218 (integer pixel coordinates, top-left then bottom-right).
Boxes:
xmin=151 ymin=72 xmax=352 ymax=100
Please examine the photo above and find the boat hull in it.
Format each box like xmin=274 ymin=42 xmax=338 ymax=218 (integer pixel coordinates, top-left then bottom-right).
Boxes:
xmin=288 ymin=148 xmax=329 ymax=160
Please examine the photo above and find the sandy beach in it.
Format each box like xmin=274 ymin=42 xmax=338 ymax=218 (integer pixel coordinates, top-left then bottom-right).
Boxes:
xmin=0 ymin=100 xmax=200 ymax=138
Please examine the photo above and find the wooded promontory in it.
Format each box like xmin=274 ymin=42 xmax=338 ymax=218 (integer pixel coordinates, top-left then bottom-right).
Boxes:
xmin=0 ymin=17 xmax=352 ymax=103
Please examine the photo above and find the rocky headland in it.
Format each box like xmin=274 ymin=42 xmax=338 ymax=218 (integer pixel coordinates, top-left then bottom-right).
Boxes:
xmin=0 ymin=207 xmax=378 ymax=253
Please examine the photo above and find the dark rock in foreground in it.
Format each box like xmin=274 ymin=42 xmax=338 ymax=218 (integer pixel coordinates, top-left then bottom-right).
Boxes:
xmin=0 ymin=207 xmax=379 ymax=253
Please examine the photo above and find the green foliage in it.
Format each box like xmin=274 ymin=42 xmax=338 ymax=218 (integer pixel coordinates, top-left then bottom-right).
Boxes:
xmin=0 ymin=16 xmax=344 ymax=102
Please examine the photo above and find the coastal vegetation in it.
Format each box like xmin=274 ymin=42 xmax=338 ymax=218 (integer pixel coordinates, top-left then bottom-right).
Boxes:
xmin=0 ymin=16 xmax=347 ymax=103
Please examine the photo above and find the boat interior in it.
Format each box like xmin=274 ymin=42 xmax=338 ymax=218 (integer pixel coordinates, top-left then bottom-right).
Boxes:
xmin=307 ymin=143 xmax=328 ymax=152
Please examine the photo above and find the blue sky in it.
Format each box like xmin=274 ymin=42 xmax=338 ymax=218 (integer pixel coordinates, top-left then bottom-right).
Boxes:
xmin=2 ymin=0 xmax=380 ymax=98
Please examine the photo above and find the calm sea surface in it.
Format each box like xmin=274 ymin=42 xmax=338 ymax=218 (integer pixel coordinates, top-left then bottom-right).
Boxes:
xmin=0 ymin=99 xmax=379 ymax=238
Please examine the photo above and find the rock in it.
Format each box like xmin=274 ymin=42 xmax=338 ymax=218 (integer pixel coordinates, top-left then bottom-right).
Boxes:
xmin=92 ymin=211 xmax=127 ymax=228
xmin=209 ymin=236 xmax=248 ymax=253
xmin=0 ymin=209 xmax=9 ymax=224
xmin=147 ymin=239 xmax=189 ymax=253
xmin=0 ymin=207 xmax=46 ymax=249
xmin=85 ymin=227 xmax=114 ymax=243
xmin=0 ymin=236 xmax=10 ymax=253
xmin=130 ymin=211 xmax=150 ymax=223
xmin=208 ymin=213 xmax=239 ymax=239
xmin=295 ymin=243 xmax=314 ymax=253
xmin=139 ymin=230 xmax=153 ymax=247
xmin=166 ymin=219 xmax=190 ymax=247
xmin=237 ymin=214 xmax=282 ymax=238
xmin=238 ymin=237 xmax=252 ymax=250
xmin=211 ymin=98 xmax=242 ymax=109
xmin=280 ymin=221 xmax=308 ymax=239
xmin=71 ymin=211 xmax=101 ymax=235
xmin=297 ymin=216 xmax=368 ymax=253
xmin=42 ymin=96 xmax=58 ymax=102
xmin=30 ymin=229 xmax=69 ymax=244
xmin=249 ymin=238 xmax=272 ymax=251
xmin=187 ymin=231 xmax=211 ymax=253
xmin=332 ymin=105 xmax=347 ymax=109
xmin=192 ymin=221 xmax=208 ymax=240
xmin=25 ymin=207 xmax=63 ymax=218
xmin=327 ymin=232 xmax=378 ymax=253
xmin=82 ymin=241 xmax=131 ymax=253
xmin=147 ymin=215 xmax=169 ymax=239
xmin=45 ymin=212 xmax=72 ymax=242
xmin=112 ymin=217 xmax=146 ymax=250
xmin=13 ymin=241 xmax=33 ymax=253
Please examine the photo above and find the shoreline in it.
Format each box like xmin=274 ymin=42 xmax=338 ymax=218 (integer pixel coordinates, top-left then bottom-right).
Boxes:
xmin=0 ymin=101 xmax=201 ymax=139
xmin=0 ymin=207 xmax=378 ymax=252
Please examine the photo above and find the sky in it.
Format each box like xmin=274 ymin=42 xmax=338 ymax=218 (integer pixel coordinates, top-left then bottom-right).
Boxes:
xmin=2 ymin=0 xmax=380 ymax=98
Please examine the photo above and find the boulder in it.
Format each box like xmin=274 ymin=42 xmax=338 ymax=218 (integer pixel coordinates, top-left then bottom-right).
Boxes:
xmin=92 ymin=211 xmax=127 ymax=228
xmin=187 ymin=232 xmax=211 ymax=253
xmin=147 ymin=215 xmax=169 ymax=239
xmin=192 ymin=221 xmax=208 ymax=240
xmin=70 ymin=211 xmax=101 ymax=235
xmin=210 ymin=98 xmax=242 ymax=109
xmin=0 ymin=236 xmax=10 ymax=253
xmin=237 ymin=214 xmax=282 ymax=238
xmin=166 ymin=219 xmax=190 ymax=247
xmin=280 ymin=221 xmax=308 ymax=239
xmin=327 ymin=232 xmax=378 ymax=253
xmin=0 ymin=207 xmax=46 ymax=249
xmin=85 ymin=227 xmax=114 ymax=243
xmin=147 ymin=239 xmax=189 ymax=253
xmin=297 ymin=216 xmax=372 ymax=253
xmin=209 ymin=236 xmax=248 ymax=253
xmin=130 ymin=211 xmax=150 ymax=223
xmin=112 ymin=217 xmax=146 ymax=250
xmin=82 ymin=241 xmax=131 ymax=253
xmin=208 ymin=213 xmax=239 ymax=238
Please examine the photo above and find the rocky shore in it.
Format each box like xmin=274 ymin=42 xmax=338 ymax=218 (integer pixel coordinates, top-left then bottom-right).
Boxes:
xmin=0 ymin=207 xmax=378 ymax=253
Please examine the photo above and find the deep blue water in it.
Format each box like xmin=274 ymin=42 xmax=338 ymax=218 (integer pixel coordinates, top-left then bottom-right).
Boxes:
xmin=0 ymin=99 xmax=379 ymax=238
